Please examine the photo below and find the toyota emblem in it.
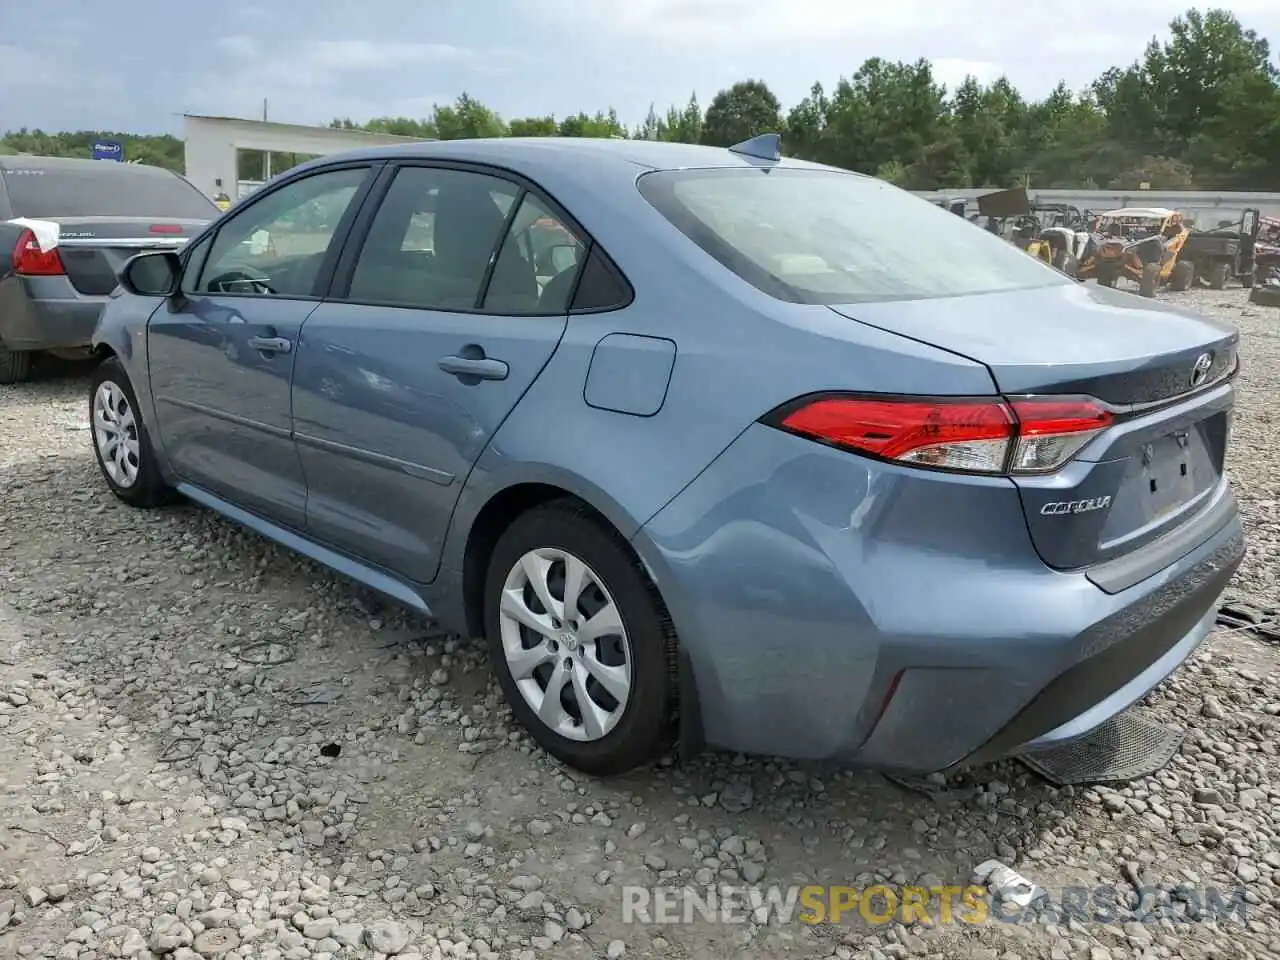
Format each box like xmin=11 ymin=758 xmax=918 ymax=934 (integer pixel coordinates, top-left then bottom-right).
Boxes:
xmin=1190 ymin=352 xmax=1213 ymax=388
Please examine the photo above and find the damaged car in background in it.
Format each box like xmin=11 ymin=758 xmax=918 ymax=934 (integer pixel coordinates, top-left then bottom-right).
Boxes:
xmin=0 ymin=155 xmax=217 ymax=384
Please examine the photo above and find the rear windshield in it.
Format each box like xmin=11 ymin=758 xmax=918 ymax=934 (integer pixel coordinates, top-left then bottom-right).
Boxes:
xmin=1 ymin=165 xmax=218 ymax=219
xmin=637 ymin=167 xmax=1068 ymax=304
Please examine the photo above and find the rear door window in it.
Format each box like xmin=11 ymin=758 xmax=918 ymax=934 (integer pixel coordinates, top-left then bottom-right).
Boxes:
xmin=483 ymin=194 xmax=586 ymax=314
xmin=344 ymin=166 xmax=521 ymax=311
xmin=637 ymin=167 xmax=1067 ymax=304
xmin=0 ymin=163 xmax=218 ymax=219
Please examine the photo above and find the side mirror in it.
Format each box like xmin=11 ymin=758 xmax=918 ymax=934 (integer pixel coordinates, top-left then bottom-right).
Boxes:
xmin=119 ymin=250 xmax=182 ymax=297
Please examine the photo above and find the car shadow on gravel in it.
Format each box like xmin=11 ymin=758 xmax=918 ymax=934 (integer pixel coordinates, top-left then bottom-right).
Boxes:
xmin=1 ymin=446 xmax=1106 ymax=959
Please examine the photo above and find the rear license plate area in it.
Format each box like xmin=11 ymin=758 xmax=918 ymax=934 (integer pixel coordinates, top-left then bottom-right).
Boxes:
xmin=1144 ymin=430 xmax=1200 ymax=520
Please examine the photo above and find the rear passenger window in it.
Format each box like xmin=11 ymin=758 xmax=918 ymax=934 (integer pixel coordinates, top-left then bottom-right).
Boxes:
xmin=483 ymin=194 xmax=586 ymax=314
xmin=347 ymin=167 xmax=520 ymax=310
xmin=570 ymin=246 xmax=632 ymax=312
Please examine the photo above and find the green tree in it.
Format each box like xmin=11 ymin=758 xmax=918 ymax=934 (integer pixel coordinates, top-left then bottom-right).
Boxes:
xmin=816 ymin=59 xmax=952 ymax=175
xmin=558 ymin=109 xmax=627 ymax=138
xmin=432 ymin=93 xmax=507 ymax=139
xmin=360 ymin=116 xmax=438 ymax=138
xmin=701 ymin=80 xmax=782 ymax=147
xmin=509 ymin=116 xmax=558 ymax=137
xmin=661 ymin=94 xmax=703 ymax=143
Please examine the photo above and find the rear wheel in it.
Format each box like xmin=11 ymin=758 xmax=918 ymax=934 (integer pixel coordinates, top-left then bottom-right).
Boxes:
xmin=90 ymin=357 xmax=177 ymax=508
xmin=1207 ymin=261 xmax=1231 ymax=290
xmin=1139 ymin=262 xmax=1161 ymax=298
xmin=1059 ymin=255 xmax=1079 ymax=278
xmin=0 ymin=347 xmax=33 ymax=385
xmin=1171 ymin=260 xmax=1195 ymax=292
xmin=1242 ymin=269 xmax=1256 ymax=289
xmin=483 ymin=501 xmax=678 ymax=776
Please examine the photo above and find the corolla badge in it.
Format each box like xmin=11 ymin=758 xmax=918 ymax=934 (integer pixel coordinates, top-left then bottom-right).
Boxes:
xmin=1040 ymin=496 xmax=1112 ymax=516
xmin=1191 ymin=352 xmax=1213 ymax=388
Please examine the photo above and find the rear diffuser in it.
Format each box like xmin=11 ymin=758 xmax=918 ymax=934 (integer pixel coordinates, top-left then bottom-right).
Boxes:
xmin=1016 ymin=711 xmax=1183 ymax=786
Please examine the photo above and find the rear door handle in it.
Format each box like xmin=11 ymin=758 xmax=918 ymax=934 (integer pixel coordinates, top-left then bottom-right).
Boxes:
xmin=248 ymin=336 xmax=293 ymax=355
xmin=438 ymin=355 xmax=509 ymax=381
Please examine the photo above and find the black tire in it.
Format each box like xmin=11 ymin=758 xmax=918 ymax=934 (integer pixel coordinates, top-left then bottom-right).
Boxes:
xmin=1242 ymin=270 xmax=1255 ymax=289
xmin=1060 ymin=255 xmax=1079 ymax=278
xmin=1139 ymin=262 xmax=1161 ymax=298
xmin=1171 ymin=259 xmax=1195 ymax=292
xmin=483 ymin=500 xmax=678 ymax=776
xmin=0 ymin=347 xmax=33 ymax=385
xmin=1208 ymin=261 xmax=1231 ymax=290
xmin=89 ymin=357 xmax=177 ymax=508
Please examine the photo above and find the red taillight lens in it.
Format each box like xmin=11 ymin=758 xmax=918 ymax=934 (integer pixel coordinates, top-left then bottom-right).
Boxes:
xmin=12 ymin=229 xmax=65 ymax=276
xmin=1007 ymin=398 xmax=1113 ymax=473
xmin=149 ymin=224 xmax=183 ymax=234
xmin=772 ymin=395 xmax=1112 ymax=475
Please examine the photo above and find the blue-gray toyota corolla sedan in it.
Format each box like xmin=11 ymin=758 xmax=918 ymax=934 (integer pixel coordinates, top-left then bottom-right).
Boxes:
xmin=89 ymin=135 xmax=1244 ymax=777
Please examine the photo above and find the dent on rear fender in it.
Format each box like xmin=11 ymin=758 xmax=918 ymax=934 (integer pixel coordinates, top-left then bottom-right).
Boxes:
xmin=632 ymin=422 xmax=1098 ymax=758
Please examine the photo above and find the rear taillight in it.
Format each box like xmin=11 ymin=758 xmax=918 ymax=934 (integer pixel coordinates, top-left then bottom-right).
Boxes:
xmin=11 ymin=229 xmax=65 ymax=276
xmin=768 ymin=394 xmax=1112 ymax=475
xmin=149 ymin=224 xmax=183 ymax=234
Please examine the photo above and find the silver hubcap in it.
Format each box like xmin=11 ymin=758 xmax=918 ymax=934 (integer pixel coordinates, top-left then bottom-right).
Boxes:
xmin=93 ymin=381 xmax=140 ymax=488
xmin=499 ymin=547 xmax=632 ymax=742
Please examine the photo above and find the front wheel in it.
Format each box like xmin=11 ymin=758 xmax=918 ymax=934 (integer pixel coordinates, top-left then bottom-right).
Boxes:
xmin=0 ymin=347 xmax=33 ymax=385
xmin=90 ymin=357 xmax=177 ymax=508
xmin=484 ymin=501 xmax=678 ymax=776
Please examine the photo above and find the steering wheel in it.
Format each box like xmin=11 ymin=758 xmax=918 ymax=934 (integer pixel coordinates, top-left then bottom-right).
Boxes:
xmin=208 ymin=269 xmax=275 ymax=295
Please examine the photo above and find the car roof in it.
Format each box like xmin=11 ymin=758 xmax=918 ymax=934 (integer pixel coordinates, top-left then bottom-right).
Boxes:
xmin=303 ymin=136 xmax=840 ymax=176
xmin=0 ymin=154 xmax=176 ymax=177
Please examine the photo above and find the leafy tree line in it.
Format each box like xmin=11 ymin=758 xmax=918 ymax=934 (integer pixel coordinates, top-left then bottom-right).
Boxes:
xmin=5 ymin=8 xmax=1278 ymax=191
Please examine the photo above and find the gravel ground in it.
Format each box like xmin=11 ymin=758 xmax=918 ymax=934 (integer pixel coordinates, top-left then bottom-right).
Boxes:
xmin=1 ymin=286 xmax=1279 ymax=960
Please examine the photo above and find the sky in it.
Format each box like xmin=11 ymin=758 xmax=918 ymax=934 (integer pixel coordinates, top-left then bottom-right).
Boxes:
xmin=2 ymin=0 xmax=1279 ymax=135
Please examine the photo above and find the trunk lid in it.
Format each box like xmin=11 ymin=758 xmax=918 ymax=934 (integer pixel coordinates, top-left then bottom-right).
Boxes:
xmin=828 ymin=281 xmax=1238 ymax=570
xmin=42 ymin=217 xmax=206 ymax=296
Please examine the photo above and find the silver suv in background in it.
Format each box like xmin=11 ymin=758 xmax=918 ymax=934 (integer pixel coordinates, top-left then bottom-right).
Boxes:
xmin=0 ymin=155 xmax=217 ymax=383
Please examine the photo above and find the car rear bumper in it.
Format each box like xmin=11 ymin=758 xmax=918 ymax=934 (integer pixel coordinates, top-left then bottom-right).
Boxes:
xmin=633 ymin=422 xmax=1243 ymax=773
xmin=0 ymin=276 xmax=106 ymax=351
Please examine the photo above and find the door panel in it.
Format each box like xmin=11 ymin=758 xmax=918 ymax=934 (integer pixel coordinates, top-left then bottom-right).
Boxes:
xmin=149 ymin=297 xmax=317 ymax=526
xmin=293 ymin=304 xmax=568 ymax=580
xmin=292 ymin=168 xmax=587 ymax=583
xmin=147 ymin=166 xmax=373 ymax=529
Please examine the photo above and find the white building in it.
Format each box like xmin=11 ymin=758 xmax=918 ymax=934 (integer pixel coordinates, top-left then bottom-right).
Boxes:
xmin=182 ymin=114 xmax=430 ymax=204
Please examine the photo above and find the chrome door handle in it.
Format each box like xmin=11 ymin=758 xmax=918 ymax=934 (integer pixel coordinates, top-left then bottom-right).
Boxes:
xmin=438 ymin=356 xmax=508 ymax=380
xmin=247 ymin=336 xmax=292 ymax=354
